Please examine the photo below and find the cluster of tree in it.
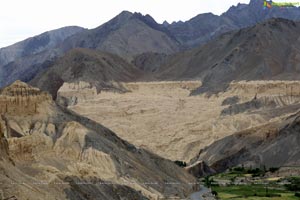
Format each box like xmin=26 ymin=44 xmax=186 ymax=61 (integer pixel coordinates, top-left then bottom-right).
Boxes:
xmin=203 ymin=177 xmax=219 ymax=197
xmin=285 ymin=177 xmax=300 ymax=191
xmin=230 ymin=166 xmax=279 ymax=177
xmin=174 ymin=160 xmax=187 ymax=167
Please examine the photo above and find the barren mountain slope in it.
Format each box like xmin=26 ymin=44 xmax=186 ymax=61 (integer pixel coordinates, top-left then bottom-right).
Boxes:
xmin=0 ymin=81 xmax=197 ymax=200
xmin=61 ymin=11 xmax=180 ymax=59
xmin=59 ymin=80 xmax=300 ymax=163
xmin=165 ymin=13 xmax=237 ymax=48
xmin=192 ymin=107 xmax=300 ymax=174
xmin=0 ymin=26 xmax=84 ymax=67
xmin=4 ymin=1 xmax=300 ymax=88
xmin=0 ymin=27 xmax=85 ymax=88
xmin=165 ymin=0 xmax=300 ymax=48
xmin=0 ymin=11 xmax=178 ymax=88
xmin=157 ymin=18 xmax=300 ymax=94
xmin=30 ymin=48 xmax=145 ymax=99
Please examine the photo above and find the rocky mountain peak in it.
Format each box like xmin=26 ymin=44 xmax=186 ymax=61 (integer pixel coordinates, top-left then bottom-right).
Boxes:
xmin=249 ymin=0 xmax=264 ymax=7
xmin=117 ymin=10 xmax=133 ymax=18
xmin=112 ymin=10 xmax=134 ymax=24
xmin=131 ymin=12 xmax=156 ymax=23
xmin=162 ymin=21 xmax=169 ymax=27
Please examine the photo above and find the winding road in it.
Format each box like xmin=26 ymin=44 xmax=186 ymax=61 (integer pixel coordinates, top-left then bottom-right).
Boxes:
xmin=189 ymin=186 xmax=213 ymax=200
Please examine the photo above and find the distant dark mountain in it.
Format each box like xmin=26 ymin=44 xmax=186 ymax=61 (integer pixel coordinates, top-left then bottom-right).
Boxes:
xmin=223 ymin=0 xmax=300 ymax=28
xmin=165 ymin=0 xmax=300 ymax=48
xmin=156 ymin=18 xmax=300 ymax=93
xmin=30 ymin=48 xmax=145 ymax=99
xmin=0 ymin=26 xmax=85 ymax=66
xmin=0 ymin=11 xmax=180 ymax=88
xmin=0 ymin=27 xmax=85 ymax=87
xmin=3 ymin=0 xmax=300 ymax=88
xmin=165 ymin=13 xmax=237 ymax=48
xmin=0 ymin=50 xmax=59 ymax=87
xmin=61 ymin=11 xmax=180 ymax=59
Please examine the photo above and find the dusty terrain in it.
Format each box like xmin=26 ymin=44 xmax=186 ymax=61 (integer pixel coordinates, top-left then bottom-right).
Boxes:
xmin=61 ymin=80 xmax=300 ymax=162
xmin=68 ymin=81 xmax=210 ymax=161
xmin=0 ymin=81 xmax=197 ymax=200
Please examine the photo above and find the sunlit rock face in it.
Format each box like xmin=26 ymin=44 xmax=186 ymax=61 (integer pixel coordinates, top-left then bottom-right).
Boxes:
xmin=0 ymin=80 xmax=51 ymax=114
xmin=0 ymin=81 xmax=197 ymax=200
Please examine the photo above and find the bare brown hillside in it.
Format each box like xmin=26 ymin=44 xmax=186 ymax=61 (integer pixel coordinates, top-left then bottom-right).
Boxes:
xmin=0 ymin=81 xmax=197 ymax=200
xmin=30 ymin=48 xmax=145 ymax=99
xmin=58 ymin=80 xmax=300 ymax=164
xmin=157 ymin=18 xmax=300 ymax=94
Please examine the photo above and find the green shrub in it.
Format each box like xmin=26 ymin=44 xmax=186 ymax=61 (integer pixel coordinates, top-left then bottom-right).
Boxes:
xmin=267 ymin=194 xmax=281 ymax=197
xmin=174 ymin=160 xmax=187 ymax=167
xmin=233 ymin=166 xmax=245 ymax=172
xmin=204 ymin=176 xmax=212 ymax=188
xmin=212 ymin=191 xmax=218 ymax=196
xmin=286 ymin=177 xmax=300 ymax=191
xmin=269 ymin=167 xmax=279 ymax=173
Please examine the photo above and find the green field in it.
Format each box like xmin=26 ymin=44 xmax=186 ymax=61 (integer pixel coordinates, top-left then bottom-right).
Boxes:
xmin=211 ymin=184 xmax=299 ymax=200
xmin=204 ymin=167 xmax=300 ymax=200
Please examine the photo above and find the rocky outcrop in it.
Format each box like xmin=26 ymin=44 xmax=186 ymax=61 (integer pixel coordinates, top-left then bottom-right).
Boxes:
xmin=228 ymin=81 xmax=300 ymax=97
xmin=0 ymin=81 xmax=197 ymax=199
xmin=219 ymin=81 xmax=300 ymax=116
xmin=221 ymin=95 xmax=300 ymax=116
xmin=191 ymin=110 xmax=300 ymax=173
xmin=186 ymin=161 xmax=215 ymax=178
xmin=0 ymin=80 xmax=51 ymax=114
xmin=0 ymin=117 xmax=9 ymax=160
xmin=56 ymin=81 xmax=97 ymax=106
xmin=221 ymin=96 xmax=240 ymax=106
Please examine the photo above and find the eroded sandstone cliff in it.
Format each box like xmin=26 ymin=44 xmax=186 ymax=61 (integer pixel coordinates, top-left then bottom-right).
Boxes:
xmin=0 ymin=81 xmax=197 ymax=200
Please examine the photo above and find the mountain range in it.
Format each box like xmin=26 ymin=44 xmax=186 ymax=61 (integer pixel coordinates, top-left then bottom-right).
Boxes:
xmin=3 ymin=0 xmax=300 ymax=89
xmin=157 ymin=18 xmax=300 ymax=94
xmin=2 ymin=0 xmax=300 ymax=198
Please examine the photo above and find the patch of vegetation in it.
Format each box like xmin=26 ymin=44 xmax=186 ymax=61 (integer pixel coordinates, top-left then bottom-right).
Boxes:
xmin=174 ymin=160 xmax=186 ymax=167
xmin=229 ymin=166 xmax=280 ymax=177
xmin=208 ymin=167 xmax=300 ymax=199
xmin=211 ymin=190 xmax=218 ymax=196
xmin=228 ymin=166 xmax=266 ymax=177
xmin=285 ymin=177 xmax=300 ymax=191
xmin=204 ymin=176 xmax=212 ymax=187
xmin=211 ymin=184 xmax=297 ymax=200
xmin=269 ymin=167 xmax=280 ymax=173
